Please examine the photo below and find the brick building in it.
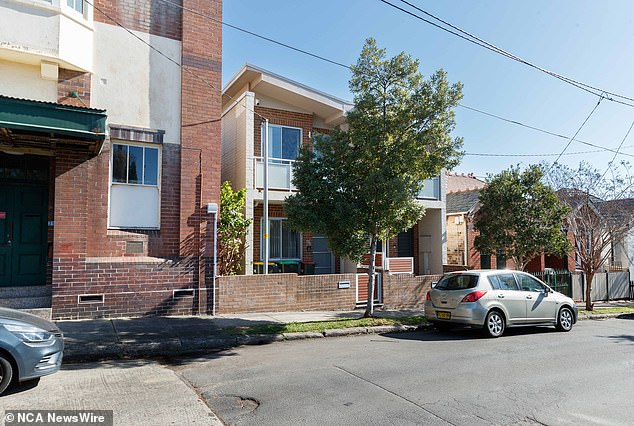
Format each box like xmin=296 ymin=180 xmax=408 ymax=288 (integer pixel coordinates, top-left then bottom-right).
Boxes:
xmin=222 ymin=65 xmax=447 ymax=280
xmin=0 ymin=0 xmax=222 ymax=319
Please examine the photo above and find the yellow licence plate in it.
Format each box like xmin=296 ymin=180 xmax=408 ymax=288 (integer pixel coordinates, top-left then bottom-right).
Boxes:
xmin=436 ymin=311 xmax=451 ymax=320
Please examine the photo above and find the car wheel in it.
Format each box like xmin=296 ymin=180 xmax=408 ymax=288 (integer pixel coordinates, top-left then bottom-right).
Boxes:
xmin=0 ymin=354 xmax=14 ymax=396
xmin=484 ymin=310 xmax=505 ymax=338
xmin=556 ymin=306 xmax=574 ymax=332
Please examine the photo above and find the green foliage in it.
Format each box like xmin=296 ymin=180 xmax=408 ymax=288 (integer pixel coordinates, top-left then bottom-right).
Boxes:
xmin=218 ymin=181 xmax=252 ymax=275
xmin=285 ymin=38 xmax=464 ymax=315
xmin=473 ymin=165 xmax=570 ymax=270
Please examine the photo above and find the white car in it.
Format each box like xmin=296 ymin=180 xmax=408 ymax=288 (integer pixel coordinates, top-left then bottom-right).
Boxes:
xmin=425 ymin=270 xmax=578 ymax=337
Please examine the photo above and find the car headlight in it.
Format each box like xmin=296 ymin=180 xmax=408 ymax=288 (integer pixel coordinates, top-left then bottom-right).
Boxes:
xmin=4 ymin=324 xmax=54 ymax=344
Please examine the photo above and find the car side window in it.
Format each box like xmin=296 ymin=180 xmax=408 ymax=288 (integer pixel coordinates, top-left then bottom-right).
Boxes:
xmin=488 ymin=274 xmax=519 ymax=291
xmin=515 ymin=274 xmax=545 ymax=292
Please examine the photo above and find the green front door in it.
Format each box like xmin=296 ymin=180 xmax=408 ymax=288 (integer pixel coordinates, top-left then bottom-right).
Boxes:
xmin=0 ymin=155 xmax=49 ymax=287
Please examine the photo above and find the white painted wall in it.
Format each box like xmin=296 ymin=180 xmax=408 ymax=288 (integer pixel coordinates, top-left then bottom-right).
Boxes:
xmin=91 ymin=22 xmax=182 ymax=144
xmin=0 ymin=59 xmax=57 ymax=101
xmin=0 ymin=0 xmax=94 ymax=71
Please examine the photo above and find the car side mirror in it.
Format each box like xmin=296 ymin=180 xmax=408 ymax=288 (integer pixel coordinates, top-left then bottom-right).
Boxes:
xmin=543 ymin=286 xmax=550 ymax=294
xmin=431 ymin=281 xmax=437 ymax=288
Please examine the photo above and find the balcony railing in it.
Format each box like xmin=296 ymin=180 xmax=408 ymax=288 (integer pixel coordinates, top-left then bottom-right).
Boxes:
xmin=254 ymin=157 xmax=296 ymax=190
xmin=418 ymin=176 xmax=440 ymax=200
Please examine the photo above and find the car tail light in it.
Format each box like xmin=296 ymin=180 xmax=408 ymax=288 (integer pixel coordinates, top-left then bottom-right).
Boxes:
xmin=426 ymin=291 xmax=431 ymax=301
xmin=461 ymin=290 xmax=487 ymax=303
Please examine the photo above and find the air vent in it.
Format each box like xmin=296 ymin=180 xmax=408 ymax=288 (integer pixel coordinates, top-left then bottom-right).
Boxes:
xmin=126 ymin=241 xmax=144 ymax=254
xmin=78 ymin=294 xmax=104 ymax=304
xmin=173 ymin=289 xmax=195 ymax=298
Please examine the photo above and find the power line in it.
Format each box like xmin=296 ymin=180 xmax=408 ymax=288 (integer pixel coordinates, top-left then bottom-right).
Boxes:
xmin=458 ymin=104 xmax=634 ymax=159
xmin=465 ymin=147 xmax=632 ymax=158
xmin=384 ymin=0 xmax=634 ymax=108
xmin=550 ymin=96 xmax=604 ymax=172
xmin=158 ymin=0 xmax=351 ymax=70
xmin=597 ymin=119 xmax=634 ymax=183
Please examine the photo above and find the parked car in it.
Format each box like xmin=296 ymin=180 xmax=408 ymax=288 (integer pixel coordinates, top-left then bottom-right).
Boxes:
xmin=425 ymin=270 xmax=578 ymax=337
xmin=0 ymin=307 xmax=64 ymax=395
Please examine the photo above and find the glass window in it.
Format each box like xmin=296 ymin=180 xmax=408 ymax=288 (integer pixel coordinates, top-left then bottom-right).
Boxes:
xmin=515 ymin=273 xmax=546 ymax=292
xmin=435 ymin=274 xmax=479 ymax=290
xmin=496 ymin=249 xmax=507 ymax=269
xmin=264 ymin=125 xmax=302 ymax=160
xmin=262 ymin=218 xmax=301 ymax=260
xmin=112 ymin=144 xmax=159 ymax=186
xmin=112 ymin=144 xmax=128 ymax=183
xmin=489 ymin=273 xmax=519 ymax=291
xmin=67 ymin=0 xmax=83 ymax=14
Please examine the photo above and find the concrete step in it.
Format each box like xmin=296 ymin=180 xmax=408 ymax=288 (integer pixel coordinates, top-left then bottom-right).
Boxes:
xmin=0 ymin=296 xmax=52 ymax=309
xmin=0 ymin=285 xmax=52 ymax=298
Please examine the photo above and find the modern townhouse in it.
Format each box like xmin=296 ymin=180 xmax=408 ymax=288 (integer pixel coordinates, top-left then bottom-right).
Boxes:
xmin=221 ymin=65 xmax=447 ymax=283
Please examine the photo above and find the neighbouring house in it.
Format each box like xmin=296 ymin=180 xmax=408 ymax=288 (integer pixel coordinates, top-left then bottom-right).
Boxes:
xmin=0 ymin=0 xmax=222 ymax=319
xmin=221 ymin=64 xmax=447 ymax=278
xmin=445 ymin=173 xmax=514 ymax=270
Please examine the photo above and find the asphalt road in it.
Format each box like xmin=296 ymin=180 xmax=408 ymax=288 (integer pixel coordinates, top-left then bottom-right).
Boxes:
xmin=178 ymin=317 xmax=634 ymax=426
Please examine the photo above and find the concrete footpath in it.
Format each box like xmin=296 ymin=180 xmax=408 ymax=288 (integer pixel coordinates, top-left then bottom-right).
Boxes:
xmin=56 ymin=302 xmax=634 ymax=363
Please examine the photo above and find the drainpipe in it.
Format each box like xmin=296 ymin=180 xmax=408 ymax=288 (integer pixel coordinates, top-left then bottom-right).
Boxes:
xmin=262 ymin=119 xmax=270 ymax=274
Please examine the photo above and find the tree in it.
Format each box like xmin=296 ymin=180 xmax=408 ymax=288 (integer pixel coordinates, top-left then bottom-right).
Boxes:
xmin=286 ymin=38 xmax=464 ymax=317
xmin=217 ymin=181 xmax=252 ymax=276
xmin=473 ymin=165 xmax=570 ymax=271
xmin=549 ymin=161 xmax=634 ymax=310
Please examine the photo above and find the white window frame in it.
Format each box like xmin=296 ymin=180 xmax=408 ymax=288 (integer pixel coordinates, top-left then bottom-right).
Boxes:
xmin=262 ymin=124 xmax=303 ymax=161
xmin=108 ymin=141 xmax=162 ymax=230
xmin=260 ymin=217 xmax=302 ymax=261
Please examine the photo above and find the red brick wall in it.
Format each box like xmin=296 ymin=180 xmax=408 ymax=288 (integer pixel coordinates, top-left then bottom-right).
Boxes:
xmin=49 ymin=0 xmax=223 ymax=319
xmin=57 ymin=69 xmax=91 ymax=107
xmin=382 ymin=273 xmax=441 ymax=309
xmin=94 ymin=0 xmax=183 ymax=40
xmin=217 ymin=273 xmax=358 ymax=313
xmin=179 ymin=0 xmax=222 ymax=316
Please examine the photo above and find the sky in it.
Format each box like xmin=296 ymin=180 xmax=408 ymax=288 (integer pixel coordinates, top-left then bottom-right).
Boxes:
xmin=222 ymin=0 xmax=634 ymax=180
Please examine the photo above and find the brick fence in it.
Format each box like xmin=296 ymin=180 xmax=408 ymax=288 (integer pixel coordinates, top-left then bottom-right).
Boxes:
xmin=216 ymin=272 xmax=442 ymax=314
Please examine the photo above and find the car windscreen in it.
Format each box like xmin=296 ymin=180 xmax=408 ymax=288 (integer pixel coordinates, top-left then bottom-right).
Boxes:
xmin=435 ymin=274 xmax=479 ymax=290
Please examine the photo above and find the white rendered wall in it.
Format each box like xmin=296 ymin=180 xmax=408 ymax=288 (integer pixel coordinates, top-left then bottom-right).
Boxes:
xmin=0 ymin=60 xmax=56 ymax=101
xmin=91 ymin=22 xmax=181 ymax=144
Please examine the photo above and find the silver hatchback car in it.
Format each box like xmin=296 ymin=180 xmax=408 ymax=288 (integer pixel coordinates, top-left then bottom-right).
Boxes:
xmin=425 ymin=270 xmax=578 ymax=337
xmin=0 ymin=308 xmax=64 ymax=395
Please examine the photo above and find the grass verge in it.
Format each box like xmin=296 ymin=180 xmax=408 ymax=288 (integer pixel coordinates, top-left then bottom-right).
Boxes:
xmin=578 ymin=306 xmax=634 ymax=316
xmin=224 ymin=315 xmax=427 ymax=335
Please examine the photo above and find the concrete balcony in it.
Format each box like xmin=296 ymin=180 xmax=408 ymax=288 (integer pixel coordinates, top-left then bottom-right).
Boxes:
xmin=0 ymin=0 xmax=94 ymax=72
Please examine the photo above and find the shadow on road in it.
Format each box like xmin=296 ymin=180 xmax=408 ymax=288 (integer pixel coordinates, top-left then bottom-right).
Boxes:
xmin=2 ymin=378 xmax=40 ymax=397
xmin=382 ymin=325 xmax=560 ymax=342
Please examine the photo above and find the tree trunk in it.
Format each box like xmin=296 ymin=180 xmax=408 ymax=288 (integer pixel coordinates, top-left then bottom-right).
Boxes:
xmin=585 ymin=271 xmax=594 ymax=311
xmin=364 ymin=235 xmax=377 ymax=318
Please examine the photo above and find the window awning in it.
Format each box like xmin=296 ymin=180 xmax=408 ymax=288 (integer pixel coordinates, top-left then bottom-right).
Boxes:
xmin=0 ymin=95 xmax=107 ymax=153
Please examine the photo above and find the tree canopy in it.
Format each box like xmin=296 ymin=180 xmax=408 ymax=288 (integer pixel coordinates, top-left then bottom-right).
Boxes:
xmin=286 ymin=38 xmax=464 ymax=316
xmin=473 ymin=164 xmax=570 ymax=271
xmin=217 ymin=181 xmax=251 ymax=276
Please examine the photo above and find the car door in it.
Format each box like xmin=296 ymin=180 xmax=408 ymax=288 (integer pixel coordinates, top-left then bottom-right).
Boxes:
xmin=487 ymin=273 xmax=526 ymax=324
xmin=515 ymin=273 xmax=559 ymax=323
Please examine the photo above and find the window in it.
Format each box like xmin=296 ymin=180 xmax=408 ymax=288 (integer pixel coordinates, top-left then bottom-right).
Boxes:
xmin=489 ymin=274 xmax=519 ymax=291
xmin=262 ymin=218 xmax=301 ymax=260
xmin=515 ymin=273 xmax=546 ymax=292
xmin=496 ymin=249 xmax=507 ymax=269
xmin=110 ymin=143 xmax=161 ymax=229
xmin=480 ymin=252 xmax=491 ymax=269
xmin=67 ymin=0 xmax=83 ymax=14
xmin=112 ymin=144 xmax=159 ymax=186
xmin=435 ymin=274 xmax=479 ymax=290
xmin=263 ymin=125 xmax=302 ymax=160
